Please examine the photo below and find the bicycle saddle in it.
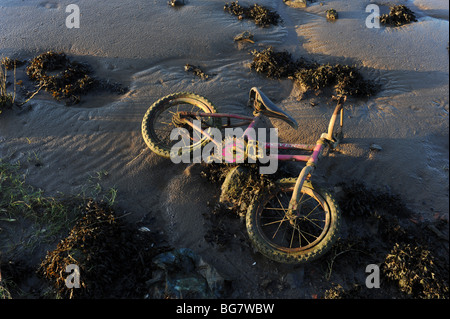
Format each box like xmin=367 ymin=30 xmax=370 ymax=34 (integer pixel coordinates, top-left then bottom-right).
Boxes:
xmin=249 ymin=87 xmax=298 ymax=129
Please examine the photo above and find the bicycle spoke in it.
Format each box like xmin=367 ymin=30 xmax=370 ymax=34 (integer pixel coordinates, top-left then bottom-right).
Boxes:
xmin=299 ymin=228 xmax=313 ymax=246
xmin=150 ymin=100 xmax=213 ymax=150
xmin=303 ymin=215 xmax=326 ymax=230
xmin=298 ymin=228 xmax=319 ymax=242
xmin=290 ymin=218 xmax=298 ymax=248
xmin=261 ymin=218 xmax=286 ymax=227
xmin=257 ymin=185 xmax=332 ymax=251
xmin=297 ymin=195 xmax=314 ymax=206
xmin=265 ymin=207 xmax=289 ymax=211
xmin=302 ymin=202 xmax=322 ymax=220
xmin=298 ymin=226 xmax=302 ymax=248
xmin=271 ymin=195 xmax=290 ymax=239
xmin=153 ymin=128 xmax=173 ymax=133
xmin=272 ymin=216 xmax=289 ymax=240
xmin=276 ymin=194 xmax=288 ymax=215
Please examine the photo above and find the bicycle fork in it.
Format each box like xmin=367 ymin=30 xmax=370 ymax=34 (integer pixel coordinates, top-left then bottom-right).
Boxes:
xmin=288 ymin=96 xmax=345 ymax=214
xmin=287 ymin=140 xmax=324 ymax=214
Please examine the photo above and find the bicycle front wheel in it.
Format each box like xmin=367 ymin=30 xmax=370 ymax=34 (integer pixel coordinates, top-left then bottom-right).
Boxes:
xmin=141 ymin=92 xmax=221 ymax=158
xmin=246 ymin=178 xmax=340 ymax=264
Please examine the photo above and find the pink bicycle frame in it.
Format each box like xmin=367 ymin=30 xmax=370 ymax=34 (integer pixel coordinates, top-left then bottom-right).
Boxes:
xmin=178 ymin=95 xmax=346 ymax=213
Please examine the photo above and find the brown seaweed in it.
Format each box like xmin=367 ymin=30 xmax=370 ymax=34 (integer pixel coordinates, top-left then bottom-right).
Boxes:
xmin=250 ymin=47 xmax=300 ymax=79
xmin=383 ymin=243 xmax=449 ymax=298
xmin=224 ymin=2 xmax=281 ymax=27
xmin=184 ymin=63 xmax=210 ymax=80
xmin=294 ymin=63 xmax=379 ymax=97
xmin=380 ymin=5 xmax=417 ymax=27
xmin=26 ymin=51 xmax=96 ymax=105
xmin=26 ymin=51 xmax=126 ymax=106
xmin=234 ymin=31 xmax=255 ymax=43
xmin=38 ymin=200 xmax=170 ymax=298
xmin=169 ymin=0 xmax=185 ymax=7
xmin=250 ymin=47 xmax=379 ymax=98
xmin=325 ymin=181 xmax=449 ymax=299
xmin=326 ymin=8 xmax=338 ymax=21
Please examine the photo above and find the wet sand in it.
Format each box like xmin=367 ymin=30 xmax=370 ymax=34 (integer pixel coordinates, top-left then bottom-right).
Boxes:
xmin=0 ymin=0 xmax=448 ymax=298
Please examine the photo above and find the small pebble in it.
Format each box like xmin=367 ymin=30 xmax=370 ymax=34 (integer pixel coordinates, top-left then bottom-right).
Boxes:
xmin=370 ymin=144 xmax=383 ymax=151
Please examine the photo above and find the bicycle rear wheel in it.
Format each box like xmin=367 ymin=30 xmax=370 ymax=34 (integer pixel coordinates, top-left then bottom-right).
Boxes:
xmin=246 ymin=178 xmax=340 ymax=264
xmin=141 ymin=92 xmax=221 ymax=158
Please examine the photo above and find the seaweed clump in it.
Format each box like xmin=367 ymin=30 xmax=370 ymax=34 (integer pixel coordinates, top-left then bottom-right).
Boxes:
xmin=168 ymin=0 xmax=185 ymax=7
xmin=234 ymin=31 xmax=255 ymax=43
xmin=336 ymin=181 xmax=411 ymax=243
xmin=250 ymin=47 xmax=379 ymax=98
xmin=26 ymin=51 xmax=96 ymax=105
xmin=184 ymin=64 xmax=210 ymax=80
xmin=250 ymin=47 xmax=300 ymax=79
xmin=26 ymin=51 xmax=126 ymax=106
xmin=383 ymin=243 xmax=449 ymax=298
xmin=294 ymin=63 xmax=379 ymax=97
xmin=380 ymin=5 xmax=417 ymax=26
xmin=224 ymin=2 xmax=281 ymax=27
xmin=326 ymin=181 xmax=449 ymax=299
xmin=38 ymin=200 xmax=169 ymax=298
xmin=201 ymin=163 xmax=276 ymax=217
xmin=326 ymin=9 xmax=338 ymax=21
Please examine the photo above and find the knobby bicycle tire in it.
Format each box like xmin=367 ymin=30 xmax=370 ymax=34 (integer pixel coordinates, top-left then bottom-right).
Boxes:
xmin=141 ymin=92 xmax=221 ymax=158
xmin=246 ymin=178 xmax=341 ymax=264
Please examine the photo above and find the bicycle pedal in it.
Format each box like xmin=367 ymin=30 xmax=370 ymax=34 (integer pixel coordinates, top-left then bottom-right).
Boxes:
xmin=246 ymin=140 xmax=267 ymax=160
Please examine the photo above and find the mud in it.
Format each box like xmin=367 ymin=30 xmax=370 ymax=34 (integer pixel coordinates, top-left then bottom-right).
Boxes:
xmin=0 ymin=0 xmax=448 ymax=301
xmin=200 ymin=165 xmax=449 ymax=299
xmin=0 ymin=167 xmax=448 ymax=299
xmin=324 ymin=181 xmax=449 ymax=299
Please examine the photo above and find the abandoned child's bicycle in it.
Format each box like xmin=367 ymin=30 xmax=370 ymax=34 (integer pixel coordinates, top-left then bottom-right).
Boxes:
xmin=141 ymin=87 xmax=346 ymax=264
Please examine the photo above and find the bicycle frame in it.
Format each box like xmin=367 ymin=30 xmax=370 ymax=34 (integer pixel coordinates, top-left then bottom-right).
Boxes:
xmin=177 ymin=96 xmax=346 ymax=214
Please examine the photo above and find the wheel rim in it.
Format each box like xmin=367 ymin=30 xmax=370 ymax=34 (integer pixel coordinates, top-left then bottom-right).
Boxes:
xmin=148 ymin=98 xmax=216 ymax=152
xmin=256 ymin=185 xmax=331 ymax=253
